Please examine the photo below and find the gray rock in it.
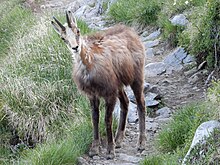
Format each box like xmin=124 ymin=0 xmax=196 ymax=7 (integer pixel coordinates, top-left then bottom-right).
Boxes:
xmin=163 ymin=47 xmax=187 ymax=73
xmin=155 ymin=107 xmax=171 ymax=119
xmin=145 ymin=100 xmax=159 ymax=107
xmin=118 ymin=153 xmax=141 ymax=163
xmin=183 ymin=55 xmax=195 ymax=64
xmin=66 ymin=1 xmax=81 ymax=12
xmin=170 ymin=14 xmax=188 ymax=26
xmin=182 ymin=120 xmax=220 ymax=165
xmin=127 ymin=102 xmax=138 ymax=123
xmin=93 ymin=155 xmax=100 ymax=160
xmin=144 ymin=39 xmax=160 ymax=48
xmin=145 ymin=29 xmax=161 ymax=41
xmin=145 ymin=48 xmax=154 ymax=58
xmin=114 ymin=100 xmax=138 ymax=123
xmin=145 ymin=62 xmax=166 ymax=77
xmin=145 ymin=92 xmax=158 ymax=101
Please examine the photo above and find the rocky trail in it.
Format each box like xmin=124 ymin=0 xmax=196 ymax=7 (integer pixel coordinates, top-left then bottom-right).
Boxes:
xmin=30 ymin=0 xmax=206 ymax=164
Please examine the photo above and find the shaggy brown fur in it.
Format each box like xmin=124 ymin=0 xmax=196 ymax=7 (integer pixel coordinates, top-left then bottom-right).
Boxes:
xmin=52 ymin=11 xmax=146 ymax=159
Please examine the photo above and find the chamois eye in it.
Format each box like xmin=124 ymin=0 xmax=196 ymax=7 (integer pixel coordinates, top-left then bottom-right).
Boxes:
xmin=77 ymin=29 xmax=80 ymax=34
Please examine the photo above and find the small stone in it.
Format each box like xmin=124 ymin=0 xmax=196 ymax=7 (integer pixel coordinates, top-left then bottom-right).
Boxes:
xmin=93 ymin=155 xmax=100 ymax=160
xmin=145 ymin=29 xmax=161 ymax=40
xmin=145 ymin=100 xmax=159 ymax=107
xmin=145 ymin=92 xmax=158 ymax=101
xmin=145 ymin=48 xmax=154 ymax=58
xmin=155 ymin=107 xmax=171 ymax=119
xmin=144 ymin=39 xmax=160 ymax=48
xmin=170 ymin=14 xmax=188 ymax=26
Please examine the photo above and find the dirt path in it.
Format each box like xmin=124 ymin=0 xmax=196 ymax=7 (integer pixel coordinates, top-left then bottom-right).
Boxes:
xmin=30 ymin=1 xmax=206 ymax=164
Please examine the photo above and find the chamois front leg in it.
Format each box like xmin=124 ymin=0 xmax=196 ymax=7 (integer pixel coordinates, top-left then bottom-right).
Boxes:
xmin=105 ymin=96 xmax=117 ymax=159
xmin=89 ymin=96 xmax=100 ymax=157
xmin=115 ymin=89 xmax=129 ymax=148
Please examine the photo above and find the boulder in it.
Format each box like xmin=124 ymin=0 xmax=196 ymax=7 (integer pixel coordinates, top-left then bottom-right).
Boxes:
xmin=182 ymin=120 xmax=220 ymax=165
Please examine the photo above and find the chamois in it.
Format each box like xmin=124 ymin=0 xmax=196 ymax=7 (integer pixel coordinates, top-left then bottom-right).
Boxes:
xmin=51 ymin=11 xmax=146 ymax=159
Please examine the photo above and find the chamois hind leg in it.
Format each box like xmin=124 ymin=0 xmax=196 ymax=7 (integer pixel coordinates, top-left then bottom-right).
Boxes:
xmin=89 ymin=96 xmax=100 ymax=157
xmin=115 ymin=88 xmax=129 ymax=148
xmin=131 ymin=80 xmax=146 ymax=152
xmin=104 ymin=96 xmax=117 ymax=159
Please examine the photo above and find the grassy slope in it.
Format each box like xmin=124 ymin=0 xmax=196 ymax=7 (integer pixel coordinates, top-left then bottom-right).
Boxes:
xmin=0 ymin=1 xmax=97 ymax=164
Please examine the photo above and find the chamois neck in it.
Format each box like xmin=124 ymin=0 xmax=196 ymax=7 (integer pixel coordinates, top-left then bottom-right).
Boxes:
xmin=78 ymin=38 xmax=93 ymax=69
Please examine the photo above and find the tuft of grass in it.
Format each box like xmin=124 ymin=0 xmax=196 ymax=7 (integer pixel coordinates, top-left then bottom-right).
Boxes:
xmin=0 ymin=3 xmax=34 ymax=59
xmin=18 ymin=121 xmax=93 ymax=165
xmin=157 ymin=103 xmax=214 ymax=153
xmin=141 ymin=152 xmax=182 ymax=165
xmin=107 ymin=0 xmax=161 ymax=25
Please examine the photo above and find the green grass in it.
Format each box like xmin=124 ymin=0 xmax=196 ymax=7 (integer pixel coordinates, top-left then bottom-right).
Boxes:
xmin=0 ymin=2 xmax=96 ymax=163
xmin=0 ymin=3 xmax=34 ymax=59
xmin=18 ymin=121 xmax=93 ymax=165
xmin=157 ymin=103 xmax=214 ymax=152
xmin=107 ymin=0 xmax=162 ymax=25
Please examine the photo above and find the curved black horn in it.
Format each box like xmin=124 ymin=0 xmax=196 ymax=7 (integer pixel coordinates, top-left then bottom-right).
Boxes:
xmin=53 ymin=16 xmax=65 ymax=31
xmin=66 ymin=11 xmax=71 ymax=28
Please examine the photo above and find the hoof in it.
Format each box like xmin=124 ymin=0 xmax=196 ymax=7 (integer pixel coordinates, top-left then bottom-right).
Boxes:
xmin=89 ymin=147 xmax=99 ymax=157
xmin=115 ymin=131 xmax=124 ymax=148
xmin=106 ymin=143 xmax=115 ymax=159
xmin=89 ymin=140 xmax=100 ymax=157
xmin=137 ymin=135 xmax=146 ymax=152
xmin=106 ymin=151 xmax=115 ymax=159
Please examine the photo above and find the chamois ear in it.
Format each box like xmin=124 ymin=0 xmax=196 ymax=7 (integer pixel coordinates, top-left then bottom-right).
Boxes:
xmin=66 ymin=10 xmax=77 ymax=28
xmin=51 ymin=16 xmax=66 ymax=35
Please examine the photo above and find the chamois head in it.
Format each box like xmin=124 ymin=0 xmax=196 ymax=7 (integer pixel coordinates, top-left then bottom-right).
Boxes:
xmin=51 ymin=11 xmax=81 ymax=54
